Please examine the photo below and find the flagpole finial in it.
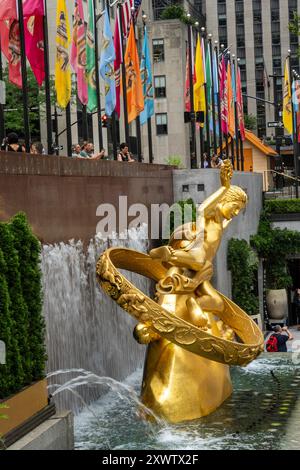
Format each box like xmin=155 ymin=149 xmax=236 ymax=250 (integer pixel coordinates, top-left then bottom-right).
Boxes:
xmin=208 ymin=33 xmax=213 ymax=39
xmin=195 ymin=21 xmax=199 ymax=27
xmin=186 ymin=13 xmax=191 ymax=18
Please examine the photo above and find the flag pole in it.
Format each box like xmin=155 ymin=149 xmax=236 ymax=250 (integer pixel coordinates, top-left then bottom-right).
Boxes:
xmin=17 ymin=0 xmax=31 ymax=152
xmin=118 ymin=3 xmax=130 ymax=146
xmin=66 ymin=102 xmax=72 ymax=156
xmin=208 ymin=35 xmax=217 ymax=156
xmin=106 ymin=0 xmax=118 ymax=160
xmin=187 ymin=18 xmax=197 ymax=169
xmin=289 ymin=53 xmax=299 ymax=198
xmin=0 ymin=36 xmax=5 ymax=145
xmin=43 ymin=0 xmax=53 ymax=155
xmin=82 ymin=104 xmax=89 ymax=141
xmin=93 ymin=0 xmax=103 ymax=150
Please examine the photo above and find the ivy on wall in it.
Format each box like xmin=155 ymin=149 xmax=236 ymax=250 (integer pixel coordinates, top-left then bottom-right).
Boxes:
xmin=0 ymin=214 xmax=45 ymax=399
xmin=251 ymin=211 xmax=300 ymax=290
xmin=227 ymin=239 xmax=259 ymax=316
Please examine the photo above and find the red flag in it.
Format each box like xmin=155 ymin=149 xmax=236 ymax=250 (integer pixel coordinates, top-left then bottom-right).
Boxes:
xmin=237 ymin=66 xmax=245 ymax=141
xmin=220 ymin=56 xmax=228 ymax=134
xmin=24 ymin=15 xmax=45 ymax=86
xmin=0 ymin=19 xmax=22 ymax=88
xmin=184 ymin=48 xmax=191 ymax=113
xmin=114 ymin=11 xmax=122 ymax=118
xmin=0 ymin=1 xmax=17 ymax=20
xmin=23 ymin=0 xmax=45 ymax=17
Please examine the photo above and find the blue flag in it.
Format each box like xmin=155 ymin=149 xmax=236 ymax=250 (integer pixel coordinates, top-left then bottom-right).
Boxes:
xmin=100 ymin=7 xmax=116 ymax=116
xmin=140 ymin=27 xmax=154 ymax=126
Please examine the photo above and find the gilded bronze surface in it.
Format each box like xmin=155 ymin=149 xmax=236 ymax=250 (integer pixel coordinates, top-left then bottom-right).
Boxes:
xmin=96 ymin=161 xmax=264 ymax=423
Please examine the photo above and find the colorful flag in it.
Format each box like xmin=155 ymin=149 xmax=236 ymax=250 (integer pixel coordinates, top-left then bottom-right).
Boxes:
xmin=227 ymin=60 xmax=235 ymax=137
xmin=184 ymin=47 xmax=191 ymax=113
xmin=220 ymin=55 xmax=228 ymax=134
xmin=213 ymin=50 xmax=220 ymax=136
xmin=100 ymin=7 xmax=116 ymax=117
xmin=0 ymin=19 xmax=22 ymax=88
xmin=237 ymin=66 xmax=245 ymax=141
xmin=24 ymin=15 xmax=45 ymax=86
xmin=86 ymin=0 xmax=97 ymax=112
xmin=0 ymin=1 xmax=17 ymax=20
xmin=71 ymin=0 xmax=88 ymax=105
xmin=55 ymin=0 xmax=71 ymax=109
xmin=193 ymin=35 xmax=206 ymax=114
xmin=205 ymin=43 xmax=212 ymax=131
xmin=114 ymin=8 xmax=122 ymax=118
xmin=140 ymin=27 xmax=154 ymax=126
xmin=123 ymin=23 xmax=144 ymax=123
xmin=23 ymin=0 xmax=45 ymax=17
xmin=121 ymin=0 xmax=142 ymax=38
xmin=283 ymin=58 xmax=293 ymax=135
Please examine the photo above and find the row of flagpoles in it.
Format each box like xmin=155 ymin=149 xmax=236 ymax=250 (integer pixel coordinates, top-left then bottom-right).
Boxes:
xmin=185 ymin=27 xmax=246 ymax=170
xmin=0 ymin=0 xmax=154 ymax=160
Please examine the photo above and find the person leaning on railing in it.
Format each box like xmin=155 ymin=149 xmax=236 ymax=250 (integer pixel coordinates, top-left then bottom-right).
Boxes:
xmin=1 ymin=133 xmax=25 ymax=153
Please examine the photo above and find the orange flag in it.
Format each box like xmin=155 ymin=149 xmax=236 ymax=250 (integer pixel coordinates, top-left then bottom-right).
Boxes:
xmin=123 ymin=23 xmax=144 ymax=123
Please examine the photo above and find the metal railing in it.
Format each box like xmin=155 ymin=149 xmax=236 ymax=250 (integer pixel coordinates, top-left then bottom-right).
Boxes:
xmin=263 ymin=170 xmax=300 ymax=200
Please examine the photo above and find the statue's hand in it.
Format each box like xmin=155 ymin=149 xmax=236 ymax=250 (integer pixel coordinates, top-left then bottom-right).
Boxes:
xmin=133 ymin=323 xmax=161 ymax=345
xmin=150 ymin=246 xmax=174 ymax=263
xmin=220 ymin=159 xmax=233 ymax=188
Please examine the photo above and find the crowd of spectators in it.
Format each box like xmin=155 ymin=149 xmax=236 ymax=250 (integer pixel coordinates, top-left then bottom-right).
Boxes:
xmin=1 ymin=133 xmax=136 ymax=163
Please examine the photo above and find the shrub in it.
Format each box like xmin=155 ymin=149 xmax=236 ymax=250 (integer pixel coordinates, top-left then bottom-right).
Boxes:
xmin=165 ymin=155 xmax=185 ymax=169
xmin=227 ymin=239 xmax=259 ymax=315
xmin=10 ymin=214 xmax=46 ymax=381
xmin=0 ymin=214 xmax=45 ymax=399
xmin=264 ymin=199 xmax=300 ymax=214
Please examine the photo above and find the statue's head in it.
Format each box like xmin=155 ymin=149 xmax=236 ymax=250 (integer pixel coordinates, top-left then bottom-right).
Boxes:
xmin=219 ymin=186 xmax=248 ymax=220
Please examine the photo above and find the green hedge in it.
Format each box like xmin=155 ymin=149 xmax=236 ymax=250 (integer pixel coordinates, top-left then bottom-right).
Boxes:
xmin=227 ymin=239 xmax=259 ymax=316
xmin=0 ymin=214 xmax=45 ymax=399
xmin=265 ymin=199 xmax=300 ymax=214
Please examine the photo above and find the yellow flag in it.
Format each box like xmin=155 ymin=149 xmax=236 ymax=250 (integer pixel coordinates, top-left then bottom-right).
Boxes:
xmin=193 ymin=35 xmax=206 ymax=114
xmin=283 ymin=58 xmax=293 ymax=135
xmin=55 ymin=0 xmax=71 ymax=109
xmin=123 ymin=23 xmax=144 ymax=123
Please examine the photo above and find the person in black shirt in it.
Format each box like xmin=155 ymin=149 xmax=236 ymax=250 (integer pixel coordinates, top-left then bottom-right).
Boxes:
xmin=117 ymin=143 xmax=135 ymax=162
xmin=273 ymin=325 xmax=294 ymax=352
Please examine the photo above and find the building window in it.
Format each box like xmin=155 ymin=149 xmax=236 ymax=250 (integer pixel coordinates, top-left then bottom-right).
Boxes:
xmin=154 ymin=76 xmax=166 ymax=98
xmin=156 ymin=113 xmax=168 ymax=135
xmin=153 ymin=39 xmax=164 ymax=63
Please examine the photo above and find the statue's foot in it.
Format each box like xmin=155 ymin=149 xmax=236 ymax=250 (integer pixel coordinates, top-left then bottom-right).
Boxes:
xmin=186 ymin=298 xmax=211 ymax=329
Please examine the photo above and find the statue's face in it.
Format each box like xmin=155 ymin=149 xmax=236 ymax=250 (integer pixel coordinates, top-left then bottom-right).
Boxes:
xmin=221 ymin=201 xmax=244 ymax=220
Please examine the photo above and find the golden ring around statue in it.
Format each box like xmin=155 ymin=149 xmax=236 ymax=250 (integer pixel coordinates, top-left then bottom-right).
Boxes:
xmin=96 ymin=247 xmax=264 ymax=367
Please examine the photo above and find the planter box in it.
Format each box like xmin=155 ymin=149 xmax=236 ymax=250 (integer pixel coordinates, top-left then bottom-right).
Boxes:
xmin=0 ymin=379 xmax=52 ymax=440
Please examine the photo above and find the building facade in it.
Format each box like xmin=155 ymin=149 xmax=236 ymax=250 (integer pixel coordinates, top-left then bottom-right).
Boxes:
xmin=200 ymin=0 xmax=300 ymax=137
xmin=43 ymin=0 xmax=206 ymax=167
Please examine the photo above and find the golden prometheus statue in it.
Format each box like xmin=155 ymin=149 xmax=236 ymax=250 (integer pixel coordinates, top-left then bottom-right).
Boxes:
xmin=97 ymin=161 xmax=264 ymax=423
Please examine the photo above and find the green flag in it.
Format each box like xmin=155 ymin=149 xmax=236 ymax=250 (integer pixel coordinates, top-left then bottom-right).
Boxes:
xmin=87 ymin=0 xmax=97 ymax=112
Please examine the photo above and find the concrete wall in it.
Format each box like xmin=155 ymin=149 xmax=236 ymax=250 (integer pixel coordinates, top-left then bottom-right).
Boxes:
xmin=7 ymin=412 xmax=74 ymax=450
xmin=272 ymin=220 xmax=300 ymax=231
xmin=0 ymin=153 xmax=174 ymax=244
xmin=173 ymin=169 xmax=263 ymax=297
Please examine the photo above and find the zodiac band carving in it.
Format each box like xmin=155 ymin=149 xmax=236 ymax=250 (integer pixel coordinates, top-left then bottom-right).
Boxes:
xmin=96 ymin=161 xmax=264 ymax=423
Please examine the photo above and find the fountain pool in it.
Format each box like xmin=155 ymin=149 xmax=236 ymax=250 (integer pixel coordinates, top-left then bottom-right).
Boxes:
xmin=73 ymin=354 xmax=300 ymax=450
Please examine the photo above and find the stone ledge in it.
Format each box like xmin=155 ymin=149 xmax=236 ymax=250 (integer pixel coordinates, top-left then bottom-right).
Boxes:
xmin=7 ymin=411 xmax=74 ymax=450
